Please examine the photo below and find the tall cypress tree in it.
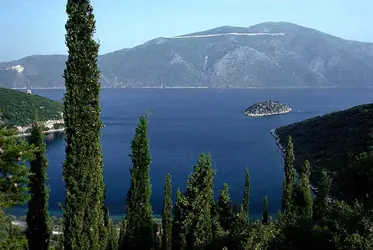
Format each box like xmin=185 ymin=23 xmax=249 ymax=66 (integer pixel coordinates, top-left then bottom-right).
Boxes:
xmin=184 ymin=153 xmax=215 ymax=249
xmin=124 ymin=115 xmax=154 ymax=249
xmin=172 ymin=189 xmax=187 ymax=250
xmin=162 ymin=174 xmax=172 ymax=250
xmin=26 ymin=120 xmax=51 ymax=250
xmin=262 ymin=196 xmax=269 ymax=225
xmin=281 ymin=136 xmax=296 ymax=214
xmin=295 ymin=160 xmax=313 ymax=220
xmin=62 ymin=0 xmax=106 ymax=249
xmin=240 ymin=168 xmax=250 ymax=223
xmin=313 ymin=169 xmax=332 ymax=222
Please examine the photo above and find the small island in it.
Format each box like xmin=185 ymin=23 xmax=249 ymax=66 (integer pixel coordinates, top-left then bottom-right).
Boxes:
xmin=244 ymin=100 xmax=291 ymax=117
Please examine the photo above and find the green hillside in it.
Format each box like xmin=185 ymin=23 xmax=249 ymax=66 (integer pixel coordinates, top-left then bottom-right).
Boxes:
xmin=276 ymin=103 xmax=373 ymax=201
xmin=0 ymin=88 xmax=63 ymax=127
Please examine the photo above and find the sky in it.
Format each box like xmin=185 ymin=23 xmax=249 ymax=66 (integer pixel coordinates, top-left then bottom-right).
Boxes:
xmin=0 ymin=0 xmax=372 ymax=61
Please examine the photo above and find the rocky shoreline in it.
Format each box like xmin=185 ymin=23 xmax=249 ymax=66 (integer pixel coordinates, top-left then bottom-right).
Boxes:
xmin=270 ymin=128 xmax=285 ymax=156
xmin=245 ymin=108 xmax=292 ymax=117
xmin=16 ymin=128 xmax=65 ymax=138
xmin=271 ymin=128 xmax=319 ymax=194
xmin=14 ymin=119 xmax=65 ymax=137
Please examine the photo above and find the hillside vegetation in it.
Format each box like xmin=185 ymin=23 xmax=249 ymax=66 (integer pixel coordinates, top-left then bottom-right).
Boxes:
xmin=0 ymin=88 xmax=63 ymax=127
xmin=276 ymin=103 xmax=373 ymax=202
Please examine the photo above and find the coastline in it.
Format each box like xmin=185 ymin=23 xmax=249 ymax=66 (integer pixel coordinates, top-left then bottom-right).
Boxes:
xmin=244 ymin=108 xmax=292 ymax=117
xmin=11 ymin=220 xmax=62 ymax=235
xmin=13 ymin=119 xmax=65 ymax=137
xmin=271 ymin=128 xmax=318 ymax=194
xmin=270 ymin=128 xmax=285 ymax=157
xmin=15 ymin=128 xmax=65 ymax=138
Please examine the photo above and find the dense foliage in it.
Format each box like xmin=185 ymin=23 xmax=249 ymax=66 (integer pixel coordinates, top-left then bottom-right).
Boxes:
xmin=0 ymin=125 xmax=32 ymax=249
xmin=0 ymin=125 xmax=32 ymax=209
xmin=276 ymin=103 xmax=373 ymax=204
xmin=62 ymin=0 xmax=107 ymax=249
xmin=0 ymin=88 xmax=62 ymax=127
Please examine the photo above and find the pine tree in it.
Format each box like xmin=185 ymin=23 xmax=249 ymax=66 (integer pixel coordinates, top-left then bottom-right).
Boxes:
xmin=124 ymin=115 xmax=154 ymax=249
xmin=262 ymin=196 xmax=269 ymax=225
xmin=217 ymin=183 xmax=235 ymax=232
xmin=295 ymin=160 xmax=313 ymax=220
xmin=313 ymin=169 xmax=332 ymax=222
xmin=62 ymin=0 xmax=107 ymax=249
xmin=211 ymin=204 xmax=225 ymax=247
xmin=162 ymin=174 xmax=172 ymax=250
xmin=240 ymin=168 xmax=250 ymax=223
xmin=26 ymin=120 xmax=51 ymax=250
xmin=281 ymin=136 xmax=296 ymax=214
xmin=0 ymin=125 xmax=31 ymax=209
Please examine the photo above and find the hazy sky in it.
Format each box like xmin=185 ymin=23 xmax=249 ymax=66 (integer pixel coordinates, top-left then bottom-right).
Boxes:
xmin=1 ymin=0 xmax=372 ymax=61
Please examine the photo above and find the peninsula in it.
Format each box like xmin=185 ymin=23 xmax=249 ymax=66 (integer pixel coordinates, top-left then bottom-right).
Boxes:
xmin=244 ymin=100 xmax=291 ymax=116
xmin=274 ymin=103 xmax=373 ymax=202
xmin=0 ymin=88 xmax=64 ymax=134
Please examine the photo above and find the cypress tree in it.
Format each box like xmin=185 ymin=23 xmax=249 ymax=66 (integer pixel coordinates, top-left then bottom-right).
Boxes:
xmin=296 ymin=160 xmax=313 ymax=220
xmin=217 ymin=183 xmax=235 ymax=232
xmin=262 ymin=196 xmax=269 ymax=225
xmin=281 ymin=135 xmax=296 ymax=214
xmin=211 ymin=204 xmax=225 ymax=247
xmin=124 ymin=115 xmax=154 ymax=249
xmin=106 ymin=220 xmax=119 ymax=250
xmin=118 ymin=218 xmax=127 ymax=250
xmin=162 ymin=174 xmax=172 ymax=250
xmin=172 ymin=189 xmax=187 ymax=250
xmin=184 ymin=153 xmax=215 ymax=249
xmin=62 ymin=0 xmax=107 ymax=249
xmin=26 ymin=120 xmax=51 ymax=250
xmin=240 ymin=168 xmax=250 ymax=223
xmin=313 ymin=169 xmax=332 ymax=222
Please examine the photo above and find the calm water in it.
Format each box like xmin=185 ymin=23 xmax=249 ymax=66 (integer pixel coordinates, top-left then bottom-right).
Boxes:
xmin=9 ymin=88 xmax=373 ymax=218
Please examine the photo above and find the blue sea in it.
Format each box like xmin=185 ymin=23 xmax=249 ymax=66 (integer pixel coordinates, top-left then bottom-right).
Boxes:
xmin=8 ymin=88 xmax=373 ymax=219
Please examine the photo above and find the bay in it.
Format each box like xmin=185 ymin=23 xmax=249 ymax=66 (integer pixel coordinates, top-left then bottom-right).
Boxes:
xmin=9 ymin=88 xmax=373 ymax=219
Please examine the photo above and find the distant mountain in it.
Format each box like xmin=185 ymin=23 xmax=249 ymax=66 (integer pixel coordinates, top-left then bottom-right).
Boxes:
xmin=1 ymin=22 xmax=373 ymax=89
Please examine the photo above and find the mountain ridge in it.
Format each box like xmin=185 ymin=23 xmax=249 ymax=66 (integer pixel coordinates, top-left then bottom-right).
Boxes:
xmin=1 ymin=22 xmax=373 ymax=89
